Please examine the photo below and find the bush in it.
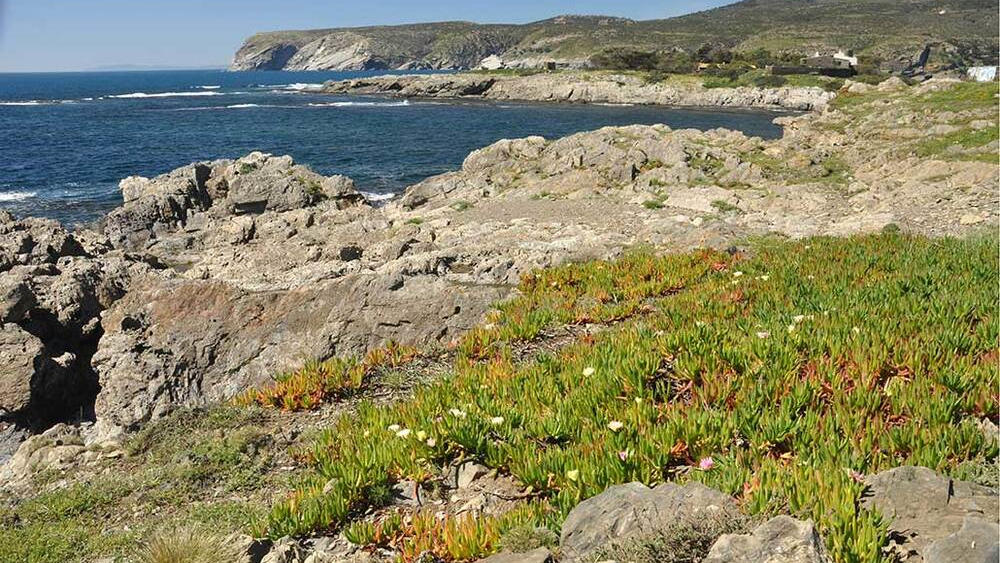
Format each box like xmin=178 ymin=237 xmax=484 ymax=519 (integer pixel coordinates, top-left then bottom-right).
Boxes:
xmin=752 ymin=75 xmax=788 ymax=88
xmin=593 ymin=512 xmax=752 ymax=563
xmin=499 ymin=525 xmax=559 ymax=552
xmin=136 ymin=527 xmax=244 ymax=563
xmin=590 ymin=48 xmax=696 ymax=74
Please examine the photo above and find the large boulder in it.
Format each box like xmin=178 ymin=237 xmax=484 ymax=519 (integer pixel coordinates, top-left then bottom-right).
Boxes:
xmin=0 ymin=323 xmax=48 ymax=414
xmin=861 ymin=466 xmax=999 ymax=562
xmin=704 ymin=516 xmax=831 ymax=563
xmin=559 ymin=481 xmax=739 ymax=562
xmin=92 ymin=268 xmax=505 ymax=438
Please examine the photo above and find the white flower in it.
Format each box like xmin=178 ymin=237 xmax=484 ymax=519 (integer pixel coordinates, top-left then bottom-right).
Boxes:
xmin=490 ymin=416 xmax=505 ymax=425
xmin=757 ymin=275 xmax=770 ymax=281
xmin=448 ymin=408 xmax=467 ymax=419
xmin=756 ymin=331 xmax=771 ymax=339
xmin=426 ymin=438 xmax=437 ymax=448
xmin=396 ymin=428 xmax=412 ymax=438
xmin=583 ymin=367 xmax=596 ymax=377
xmin=733 ymin=271 xmax=744 ymax=277
xmin=387 ymin=424 xmax=401 ymax=432
xmin=793 ymin=315 xmax=807 ymax=324
xmin=787 ymin=324 xmax=796 ymax=334
xmin=608 ymin=421 xmax=625 ymax=432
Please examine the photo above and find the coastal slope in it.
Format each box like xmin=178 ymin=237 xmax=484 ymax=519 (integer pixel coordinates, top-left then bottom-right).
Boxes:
xmin=0 ymin=77 xmax=997 ymax=563
xmin=231 ymin=0 xmax=999 ymax=71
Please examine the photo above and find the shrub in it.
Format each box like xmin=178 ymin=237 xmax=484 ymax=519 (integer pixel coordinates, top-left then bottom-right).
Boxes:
xmin=136 ymin=527 xmax=244 ymax=563
xmin=752 ymin=75 xmax=788 ymax=88
xmin=590 ymin=48 xmax=696 ymax=74
xmin=593 ymin=512 xmax=752 ymax=563
xmin=499 ymin=525 xmax=559 ymax=552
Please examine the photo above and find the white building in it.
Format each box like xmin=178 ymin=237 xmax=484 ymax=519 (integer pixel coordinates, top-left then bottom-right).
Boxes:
xmin=833 ymin=50 xmax=859 ymax=68
xmin=967 ymin=66 xmax=999 ymax=82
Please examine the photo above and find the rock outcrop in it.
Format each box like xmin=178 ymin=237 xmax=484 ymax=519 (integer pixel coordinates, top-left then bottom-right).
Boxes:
xmin=322 ymin=72 xmax=836 ymax=111
xmin=705 ymin=516 xmax=831 ymax=563
xmin=0 ymin=211 xmax=146 ymax=443
xmin=559 ymin=481 xmax=740 ymax=562
xmin=861 ymin=466 xmax=1000 ymax=562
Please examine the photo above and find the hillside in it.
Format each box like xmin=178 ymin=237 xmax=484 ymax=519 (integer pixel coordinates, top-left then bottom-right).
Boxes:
xmin=230 ymin=0 xmax=999 ymax=71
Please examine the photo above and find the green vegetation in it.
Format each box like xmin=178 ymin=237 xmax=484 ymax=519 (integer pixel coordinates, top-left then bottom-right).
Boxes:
xmin=593 ymin=512 xmax=751 ymax=563
xmin=710 ymin=200 xmax=741 ymax=214
xmin=136 ymin=527 xmax=244 ymax=563
xmin=243 ymin=2 xmax=997 ymax=73
xmin=0 ymin=406 xmax=281 ymax=563
xmin=916 ymin=126 xmax=1000 ymax=163
xmin=252 ymin=233 xmax=998 ymax=562
xmin=828 ymin=81 xmax=999 ymax=165
xmin=236 ymin=342 xmax=419 ymax=411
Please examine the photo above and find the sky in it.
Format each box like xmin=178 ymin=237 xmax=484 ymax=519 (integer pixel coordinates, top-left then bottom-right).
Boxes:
xmin=0 ymin=0 xmax=737 ymax=72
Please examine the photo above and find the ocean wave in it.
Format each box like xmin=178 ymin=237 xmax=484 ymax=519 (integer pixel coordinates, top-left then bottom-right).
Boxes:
xmin=0 ymin=190 xmax=37 ymax=202
xmin=226 ymin=104 xmax=262 ymax=109
xmin=361 ymin=191 xmax=397 ymax=202
xmin=0 ymin=101 xmax=46 ymax=106
xmin=308 ymin=100 xmax=411 ymax=108
xmin=198 ymin=85 xmax=222 ymax=90
xmin=260 ymin=83 xmax=325 ymax=91
xmin=109 ymin=91 xmax=225 ymax=99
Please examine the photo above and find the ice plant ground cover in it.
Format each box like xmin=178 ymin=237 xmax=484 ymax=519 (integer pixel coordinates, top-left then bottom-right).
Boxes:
xmin=252 ymin=232 xmax=998 ymax=562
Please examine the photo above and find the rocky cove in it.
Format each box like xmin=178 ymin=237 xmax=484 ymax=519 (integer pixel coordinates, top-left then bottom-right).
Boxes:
xmin=0 ymin=76 xmax=997 ymax=563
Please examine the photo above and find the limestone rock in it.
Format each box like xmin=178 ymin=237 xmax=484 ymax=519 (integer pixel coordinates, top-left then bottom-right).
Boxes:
xmin=261 ymin=537 xmax=306 ymax=563
xmin=704 ymin=516 xmax=831 ymax=563
xmin=861 ymin=466 xmax=999 ymax=562
xmin=476 ymin=547 xmax=552 ymax=563
xmin=322 ymin=72 xmax=836 ymax=111
xmin=924 ymin=516 xmax=1000 ymax=563
xmin=0 ymin=323 xmax=47 ymax=414
xmin=559 ymin=481 xmax=738 ymax=562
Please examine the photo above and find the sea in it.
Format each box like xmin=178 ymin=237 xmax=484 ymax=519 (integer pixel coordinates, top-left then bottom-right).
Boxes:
xmin=0 ymin=69 xmax=786 ymax=226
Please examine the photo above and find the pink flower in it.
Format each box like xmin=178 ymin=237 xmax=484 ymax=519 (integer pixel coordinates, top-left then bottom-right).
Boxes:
xmin=618 ymin=450 xmax=630 ymax=462
xmin=849 ymin=469 xmax=865 ymax=483
xmin=698 ymin=457 xmax=715 ymax=471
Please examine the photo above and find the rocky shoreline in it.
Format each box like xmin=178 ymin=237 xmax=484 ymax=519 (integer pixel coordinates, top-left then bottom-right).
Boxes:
xmin=321 ymin=71 xmax=838 ymax=112
xmin=0 ymin=77 xmax=996 ymax=455
xmin=0 ymin=77 xmax=997 ymax=563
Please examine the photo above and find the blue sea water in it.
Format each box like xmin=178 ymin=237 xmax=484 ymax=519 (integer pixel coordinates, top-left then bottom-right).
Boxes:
xmin=0 ymin=70 xmax=786 ymax=226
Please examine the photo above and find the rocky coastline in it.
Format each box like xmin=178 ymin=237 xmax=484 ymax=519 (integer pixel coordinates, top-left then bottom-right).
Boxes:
xmin=321 ymin=71 xmax=837 ymax=111
xmin=2 ymin=76 xmax=996 ymax=450
xmin=0 ymin=77 xmax=997 ymax=563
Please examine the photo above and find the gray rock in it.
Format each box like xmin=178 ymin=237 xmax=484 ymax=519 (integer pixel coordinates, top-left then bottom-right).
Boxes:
xmin=862 ymin=466 xmax=999 ymax=562
xmin=704 ymin=516 xmax=831 ymax=563
xmin=924 ymin=516 xmax=1000 ymax=563
xmin=0 ymin=323 xmax=47 ymax=414
xmin=457 ymin=461 xmax=490 ymax=489
xmin=559 ymin=481 xmax=738 ymax=562
xmin=261 ymin=537 xmax=305 ymax=563
xmin=476 ymin=547 xmax=552 ymax=563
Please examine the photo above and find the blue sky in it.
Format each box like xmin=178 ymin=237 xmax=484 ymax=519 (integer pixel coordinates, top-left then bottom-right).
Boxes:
xmin=0 ymin=0 xmax=736 ymax=72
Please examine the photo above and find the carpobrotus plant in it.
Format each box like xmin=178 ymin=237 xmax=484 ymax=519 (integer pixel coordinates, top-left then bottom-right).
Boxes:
xmin=252 ymin=233 xmax=998 ymax=562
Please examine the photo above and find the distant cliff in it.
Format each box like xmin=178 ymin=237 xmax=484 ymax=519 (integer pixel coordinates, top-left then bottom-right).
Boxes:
xmin=231 ymin=1 xmax=998 ymax=72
